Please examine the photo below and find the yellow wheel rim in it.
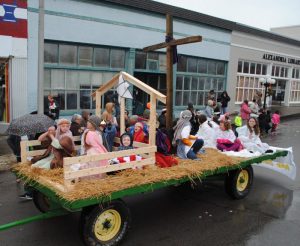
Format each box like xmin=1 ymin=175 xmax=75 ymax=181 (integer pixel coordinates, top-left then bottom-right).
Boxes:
xmin=94 ymin=209 xmax=122 ymax=242
xmin=236 ymin=170 xmax=249 ymax=192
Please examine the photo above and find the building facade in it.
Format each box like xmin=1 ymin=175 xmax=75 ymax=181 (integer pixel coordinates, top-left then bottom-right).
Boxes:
xmin=1 ymin=0 xmax=300 ymax=133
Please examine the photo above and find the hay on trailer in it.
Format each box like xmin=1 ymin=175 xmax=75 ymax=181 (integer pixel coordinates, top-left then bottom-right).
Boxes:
xmin=13 ymin=149 xmax=245 ymax=201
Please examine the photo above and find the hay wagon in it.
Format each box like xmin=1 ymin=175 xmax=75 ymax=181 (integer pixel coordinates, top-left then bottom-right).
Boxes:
xmin=0 ymin=72 xmax=288 ymax=246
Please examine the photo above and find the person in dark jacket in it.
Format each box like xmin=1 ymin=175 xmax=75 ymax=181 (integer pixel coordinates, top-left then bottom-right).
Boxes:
xmin=217 ymin=91 xmax=231 ymax=115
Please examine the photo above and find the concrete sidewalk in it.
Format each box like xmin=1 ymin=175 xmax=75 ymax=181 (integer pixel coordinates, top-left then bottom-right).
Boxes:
xmin=270 ymin=105 xmax=300 ymax=119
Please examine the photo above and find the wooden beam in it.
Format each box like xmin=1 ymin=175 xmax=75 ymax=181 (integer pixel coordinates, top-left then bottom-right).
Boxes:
xmin=63 ymin=146 xmax=157 ymax=166
xmin=95 ymin=91 xmax=101 ymax=117
xmin=121 ymin=72 xmax=166 ymax=104
xmin=64 ymin=157 xmax=156 ymax=180
xmin=148 ymin=93 xmax=157 ymax=145
xmin=91 ymin=73 xmax=120 ymax=98
xmin=143 ymin=35 xmax=202 ymax=52
xmin=166 ymin=14 xmax=173 ymax=129
xmin=120 ymin=97 xmax=125 ymax=135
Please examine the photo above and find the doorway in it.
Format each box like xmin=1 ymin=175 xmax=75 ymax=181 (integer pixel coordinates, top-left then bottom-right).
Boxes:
xmin=0 ymin=61 xmax=8 ymax=122
xmin=133 ymin=72 xmax=166 ymax=115
xmin=272 ymin=79 xmax=287 ymax=105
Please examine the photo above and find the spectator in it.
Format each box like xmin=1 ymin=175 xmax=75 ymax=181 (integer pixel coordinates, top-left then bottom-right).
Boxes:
xmin=217 ymin=91 xmax=231 ymax=114
xmin=240 ymin=100 xmax=252 ymax=125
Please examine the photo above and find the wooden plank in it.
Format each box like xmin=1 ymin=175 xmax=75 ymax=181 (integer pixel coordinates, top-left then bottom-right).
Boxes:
xmin=121 ymin=72 xmax=166 ymax=104
xmin=20 ymin=141 xmax=27 ymax=163
xmin=148 ymin=93 xmax=156 ymax=145
xmin=21 ymin=136 xmax=81 ymax=147
xmin=120 ymin=97 xmax=125 ymax=135
xmin=143 ymin=35 xmax=202 ymax=52
xmin=133 ymin=141 xmax=149 ymax=147
xmin=64 ymin=157 xmax=155 ymax=180
xmin=166 ymin=14 xmax=173 ymax=129
xmin=91 ymin=73 xmax=119 ymax=98
xmin=95 ymin=91 xmax=101 ymax=117
xmin=63 ymin=146 xmax=157 ymax=166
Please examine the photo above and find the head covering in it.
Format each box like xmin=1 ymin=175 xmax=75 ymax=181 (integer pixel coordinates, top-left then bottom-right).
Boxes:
xmin=59 ymin=136 xmax=75 ymax=156
xmin=135 ymin=122 xmax=144 ymax=130
xmin=71 ymin=114 xmax=82 ymax=123
xmin=88 ymin=115 xmax=101 ymax=131
xmin=162 ymin=108 xmax=167 ymax=113
xmin=119 ymin=133 xmax=134 ymax=150
xmin=57 ymin=118 xmax=71 ymax=126
xmin=173 ymin=110 xmax=192 ymax=145
xmin=55 ymin=118 xmax=72 ymax=140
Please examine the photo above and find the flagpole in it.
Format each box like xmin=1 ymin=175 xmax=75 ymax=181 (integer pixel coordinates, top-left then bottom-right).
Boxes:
xmin=37 ymin=0 xmax=44 ymax=114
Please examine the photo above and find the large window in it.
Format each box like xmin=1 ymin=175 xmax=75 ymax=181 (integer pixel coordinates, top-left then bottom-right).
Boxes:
xmin=44 ymin=42 xmax=127 ymax=112
xmin=290 ymin=68 xmax=300 ymax=103
xmin=271 ymin=65 xmax=289 ymax=78
xmin=44 ymin=42 xmax=126 ymax=69
xmin=44 ymin=69 xmax=116 ymax=111
xmin=175 ymin=55 xmax=226 ymax=106
xmin=236 ymin=60 xmax=268 ymax=103
xmin=135 ymin=51 xmax=166 ymax=71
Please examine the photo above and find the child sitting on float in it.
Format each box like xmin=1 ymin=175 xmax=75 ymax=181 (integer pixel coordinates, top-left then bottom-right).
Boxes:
xmin=133 ymin=122 xmax=147 ymax=143
xmin=173 ymin=110 xmax=204 ymax=160
xmin=111 ymin=133 xmax=142 ymax=164
xmin=80 ymin=115 xmax=108 ymax=178
xmin=215 ymin=120 xmax=243 ymax=152
xmin=31 ymin=119 xmax=74 ymax=169
xmin=195 ymin=114 xmax=216 ymax=148
xmin=236 ymin=117 xmax=271 ymax=154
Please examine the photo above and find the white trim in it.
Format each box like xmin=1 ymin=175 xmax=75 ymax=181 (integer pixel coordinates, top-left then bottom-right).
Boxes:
xmin=231 ymin=43 xmax=300 ymax=61
xmin=14 ymin=8 xmax=27 ymax=20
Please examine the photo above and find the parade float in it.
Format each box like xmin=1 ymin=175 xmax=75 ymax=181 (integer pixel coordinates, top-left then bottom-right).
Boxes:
xmin=0 ymin=72 xmax=292 ymax=246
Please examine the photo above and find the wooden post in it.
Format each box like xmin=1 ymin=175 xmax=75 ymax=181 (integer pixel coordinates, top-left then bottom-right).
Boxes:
xmin=96 ymin=91 xmax=101 ymax=117
xmin=120 ymin=97 xmax=125 ymax=135
xmin=20 ymin=141 xmax=27 ymax=163
xmin=148 ymin=93 xmax=157 ymax=146
xmin=166 ymin=14 xmax=173 ymax=129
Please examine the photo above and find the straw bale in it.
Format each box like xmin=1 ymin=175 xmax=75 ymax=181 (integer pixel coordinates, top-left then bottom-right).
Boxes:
xmin=13 ymin=149 xmax=246 ymax=202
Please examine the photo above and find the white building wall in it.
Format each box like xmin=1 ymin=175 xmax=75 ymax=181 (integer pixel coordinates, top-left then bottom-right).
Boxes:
xmin=10 ymin=58 xmax=28 ymax=119
xmin=27 ymin=0 xmax=231 ymax=111
xmin=227 ymin=31 xmax=300 ymax=111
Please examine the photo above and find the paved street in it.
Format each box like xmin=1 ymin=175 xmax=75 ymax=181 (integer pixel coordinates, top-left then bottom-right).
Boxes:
xmin=0 ymin=118 xmax=300 ymax=246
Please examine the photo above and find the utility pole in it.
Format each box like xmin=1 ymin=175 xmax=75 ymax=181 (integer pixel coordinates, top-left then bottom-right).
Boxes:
xmin=37 ymin=0 xmax=44 ymax=114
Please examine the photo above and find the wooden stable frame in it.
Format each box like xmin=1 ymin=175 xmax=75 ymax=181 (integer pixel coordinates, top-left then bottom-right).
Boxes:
xmin=21 ymin=72 xmax=166 ymax=188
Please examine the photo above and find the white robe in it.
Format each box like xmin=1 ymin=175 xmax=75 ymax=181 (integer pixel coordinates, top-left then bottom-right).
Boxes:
xmin=196 ymin=120 xmax=216 ymax=148
xmin=215 ymin=128 xmax=236 ymax=143
xmin=236 ymin=125 xmax=269 ymax=153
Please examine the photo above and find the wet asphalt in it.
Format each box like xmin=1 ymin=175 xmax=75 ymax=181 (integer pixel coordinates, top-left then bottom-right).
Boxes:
xmin=0 ymin=117 xmax=300 ymax=246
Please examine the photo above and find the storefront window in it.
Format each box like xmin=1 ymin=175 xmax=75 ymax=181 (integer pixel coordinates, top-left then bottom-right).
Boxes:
xmin=59 ymin=44 xmax=77 ymax=65
xmin=94 ymin=47 xmax=110 ymax=67
xmin=44 ymin=43 xmax=58 ymax=63
xmin=79 ymin=46 xmax=93 ymax=66
xmin=111 ymin=49 xmax=125 ymax=68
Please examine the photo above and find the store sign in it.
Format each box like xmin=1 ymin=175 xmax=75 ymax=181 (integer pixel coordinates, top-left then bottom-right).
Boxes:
xmin=263 ymin=53 xmax=300 ymax=65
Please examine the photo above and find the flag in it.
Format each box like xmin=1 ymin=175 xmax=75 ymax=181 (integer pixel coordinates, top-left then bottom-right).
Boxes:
xmin=0 ymin=0 xmax=28 ymax=38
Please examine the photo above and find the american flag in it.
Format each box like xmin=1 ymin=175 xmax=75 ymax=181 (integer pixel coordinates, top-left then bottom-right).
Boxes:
xmin=0 ymin=0 xmax=27 ymax=38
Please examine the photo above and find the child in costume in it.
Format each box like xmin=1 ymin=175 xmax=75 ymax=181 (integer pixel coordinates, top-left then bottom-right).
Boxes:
xmin=236 ymin=117 xmax=271 ymax=154
xmin=173 ymin=110 xmax=204 ymax=160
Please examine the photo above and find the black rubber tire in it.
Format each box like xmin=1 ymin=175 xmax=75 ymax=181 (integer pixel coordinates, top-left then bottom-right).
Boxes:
xmin=224 ymin=166 xmax=253 ymax=200
xmin=81 ymin=199 xmax=131 ymax=246
xmin=32 ymin=189 xmax=51 ymax=213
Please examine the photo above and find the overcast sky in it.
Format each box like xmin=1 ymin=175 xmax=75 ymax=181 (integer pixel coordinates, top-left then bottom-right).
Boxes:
xmin=155 ymin=0 xmax=300 ymax=31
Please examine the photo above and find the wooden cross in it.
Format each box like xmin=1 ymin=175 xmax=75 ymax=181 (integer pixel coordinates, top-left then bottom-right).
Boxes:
xmin=143 ymin=14 xmax=202 ymax=129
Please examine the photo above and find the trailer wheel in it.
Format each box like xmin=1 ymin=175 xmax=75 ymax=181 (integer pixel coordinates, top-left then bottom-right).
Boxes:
xmin=81 ymin=200 xmax=131 ymax=246
xmin=32 ymin=189 xmax=50 ymax=213
xmin=225 ymin=166 xmax=253 ymax=200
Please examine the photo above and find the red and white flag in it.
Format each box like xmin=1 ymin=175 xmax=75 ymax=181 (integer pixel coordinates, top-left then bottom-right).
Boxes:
xmin=0 ymin=0 xmax=27 ymax=39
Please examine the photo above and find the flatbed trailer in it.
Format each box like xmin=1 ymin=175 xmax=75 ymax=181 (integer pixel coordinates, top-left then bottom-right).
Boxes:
xmin=0 ymin=150 xmax=288 ymax=246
